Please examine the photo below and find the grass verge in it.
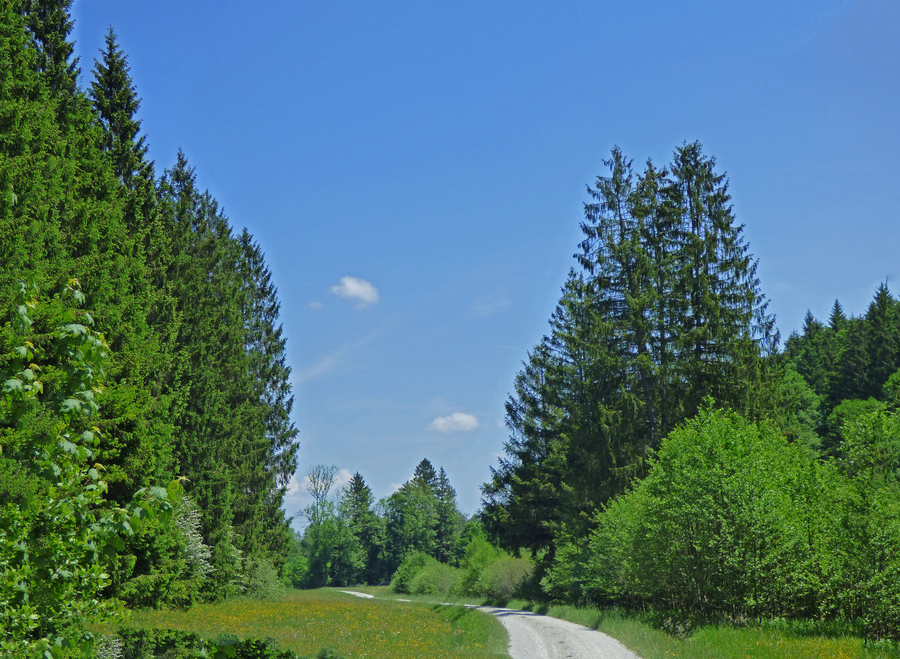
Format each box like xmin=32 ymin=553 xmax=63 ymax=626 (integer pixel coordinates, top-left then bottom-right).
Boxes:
xmin=122 ymin=588 xmax=508 ymax=659
xmin=494 ymin=600 xmax=900 ymax=659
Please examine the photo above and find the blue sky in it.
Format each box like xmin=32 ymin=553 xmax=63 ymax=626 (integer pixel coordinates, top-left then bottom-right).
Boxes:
xmin=72 ymin=1 xmax=899 ymax=522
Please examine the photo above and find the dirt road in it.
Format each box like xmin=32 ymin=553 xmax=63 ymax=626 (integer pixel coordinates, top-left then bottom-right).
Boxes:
xmin=339 ymin=591 xmax=641 ymax=658
xmin=477 ymin=606 xmax=641 ymax=659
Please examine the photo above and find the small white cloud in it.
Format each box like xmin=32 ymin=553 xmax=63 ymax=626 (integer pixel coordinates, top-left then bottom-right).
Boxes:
xmin=330 ymin=276 xmax=379 ymax=307
xmin=307 ymin=301 xmax=323 ymax=310
xmin=428 ymin=412 xmax=479 ymax=433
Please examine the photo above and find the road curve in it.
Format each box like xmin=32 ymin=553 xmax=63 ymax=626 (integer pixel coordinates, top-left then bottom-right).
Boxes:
xmin=476 ymin=607 xmax=641 ymax=659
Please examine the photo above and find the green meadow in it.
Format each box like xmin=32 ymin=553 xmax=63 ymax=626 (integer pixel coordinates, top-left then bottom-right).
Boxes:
xmin=103 ymin=586 xmax=900 ymax=659
xmin=121 ymin=589 xmax=508 ymax=659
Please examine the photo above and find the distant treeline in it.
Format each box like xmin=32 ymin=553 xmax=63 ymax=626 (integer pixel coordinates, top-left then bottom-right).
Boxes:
xmin=481 ymin=146 xmax=900 ymax=639
xmin=288 ymin=460 xmax=535 ymax=601
xmin=1 ymin=2 xmax=298 ymax=650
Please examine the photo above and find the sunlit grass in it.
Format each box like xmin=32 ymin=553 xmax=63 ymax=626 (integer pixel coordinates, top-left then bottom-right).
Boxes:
xmin=494 ymin=601 xmax=900 ymax=659
xmin=123 ymin=588 xmax=509 ymax=659
xmin=352 ymin=587 xmax=900 ymax=659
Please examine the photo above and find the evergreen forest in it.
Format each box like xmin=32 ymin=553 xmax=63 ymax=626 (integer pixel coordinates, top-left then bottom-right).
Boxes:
xmin=1 ymin=3 xmax=299 ymax=656
xmin=2 ymin=2 xmax=900 ymax=657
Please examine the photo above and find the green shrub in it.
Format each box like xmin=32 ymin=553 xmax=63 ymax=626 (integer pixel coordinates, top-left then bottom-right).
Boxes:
xmin=282 ymin=552 xmax=309 ymax=589
xmin=117 ymin=627 xmax=296 ymax=659
xmin=576 ymin=404 xmax=900 ymax=641
xmin=457 ymin=537 xmax=500 ymax=595
xmin=409 ymin=563 xmax=461 ymax=596
xmin=117 ymin=627 xmax=205 ymax=659
xmin=585 ymin=406 xmax=823 ymax=617
xmin=390 ymin=551 xmax=436 ymax=594
xmin=315 ymin=647 xmax=347 ymax=659
xmin=475 ymin=555 xmax=533 ymax=601
xmin=244 ymin=557 xmax=286 ymax=601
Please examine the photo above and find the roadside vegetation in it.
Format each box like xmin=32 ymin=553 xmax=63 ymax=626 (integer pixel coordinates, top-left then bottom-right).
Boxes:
xmin=333 ymin=587 xmax=900 ymax=659
xmin=117 ymin=589 xmax=508 ymax=659
xmin=496 ymin=602 xmax=900 ymax=659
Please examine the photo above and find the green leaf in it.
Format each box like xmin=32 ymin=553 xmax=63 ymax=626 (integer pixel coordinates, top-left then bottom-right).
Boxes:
xmin=148 ymin=486 xmax=169 ymax=501
xmin=60 ymin=399 xmax=81 ymax=413
xmin=61 ymin=323 xmax=88 ymax=336
xmin=3 ymin=378 xmax=23 ymax=392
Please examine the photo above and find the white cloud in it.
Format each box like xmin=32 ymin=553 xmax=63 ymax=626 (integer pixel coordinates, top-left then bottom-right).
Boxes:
xmin=330 ymin=276 xmax=379 ymax=307
xmin=307 ymin=301 xmax=323 ymax=310
xmin=428 ymin=412 xmax=479 ymax=433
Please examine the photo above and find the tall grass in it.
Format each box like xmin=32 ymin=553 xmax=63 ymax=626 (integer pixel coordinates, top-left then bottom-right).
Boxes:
xmin=123 ymin=588 xmax=508 ymax=659
xmin=501 ymin=601 xmax=900 ymax=659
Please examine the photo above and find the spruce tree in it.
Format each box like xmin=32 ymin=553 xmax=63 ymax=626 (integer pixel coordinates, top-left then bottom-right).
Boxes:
xmin=789 ymin=311 xmax=832 ymax=395
xmin=484 ymin=142 xmax=777 ymax=560
xmin=155 ymin=152 xmax=247 ymax=596
xmin=669 ymin=141 xmax=777 ymax=416
xmin=434 ymin=468 xmax=463 ymax=563
xmin=89 ymin=27 xmax=152 ymax=187
xmin=864 ymin=283 xmax=900 ymax=399
xmin=832 ymin=318 xmax=869 ymax=406
xmin=829 ymin=300 xmax=847 ymax=332
xmin=340 ymin=473 xmax=382 ymax=583
xmin=412 ymin=458 xmax=438 ymax=489
xmin=482 ymin=341 xmax=566 ymax=555
xmin=578 ymin=148 xmax=661 ymax=450
xmin=20 ymin=0 xmax=78 ymax=96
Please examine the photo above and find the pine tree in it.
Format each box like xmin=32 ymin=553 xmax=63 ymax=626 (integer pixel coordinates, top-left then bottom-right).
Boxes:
xmin=340 ymin=473 xmax=382 ymax=583
xmin=829 ymin=300 xmax=847 ymax=332
xmin=154 ymin=152 xmax=249 ymax=596
xmin=578 ymin=148 xmax=662 ymax=451
xmin=413 ymin=458 xmax=438 ymax=489
xmin=89 ymin=27 xmax=152 ymax=187
xmin=669 ymin=141 xmax=777 ymax=416
xmin=864 ymin=283 xmax=900 ymax=399
xmin=434 ymin=468 xmax=463 ymax=563
xmin=832 ymin=318 xmax=869 ymax=406
xmin=484 ymin=142 xmax=777 ymax=560
xmin=482 ymin=341 xmax=566 ymax=556
xmin=20 ymin=0 xmax=78 ymax=96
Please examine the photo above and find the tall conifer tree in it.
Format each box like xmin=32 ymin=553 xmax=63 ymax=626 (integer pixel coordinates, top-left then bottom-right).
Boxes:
xmin=864 ymin=283 xmax=900 ymax=398
xmin=21 ymin=0 xmax=78 ymax=96
xmin=484 ymin=142 xmax=777 ymax=559
xmin=89 ymin=27 xmax=152 ymax=187
xmin=669 ymin=141 xmax=777 ymax=415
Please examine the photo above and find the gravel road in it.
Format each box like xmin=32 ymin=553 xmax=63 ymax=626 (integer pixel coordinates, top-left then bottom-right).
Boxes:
xmin=337 ymin=591 xmax=641 ymax=659
xmin=477 ymin=607 xmax=642 ymax=659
